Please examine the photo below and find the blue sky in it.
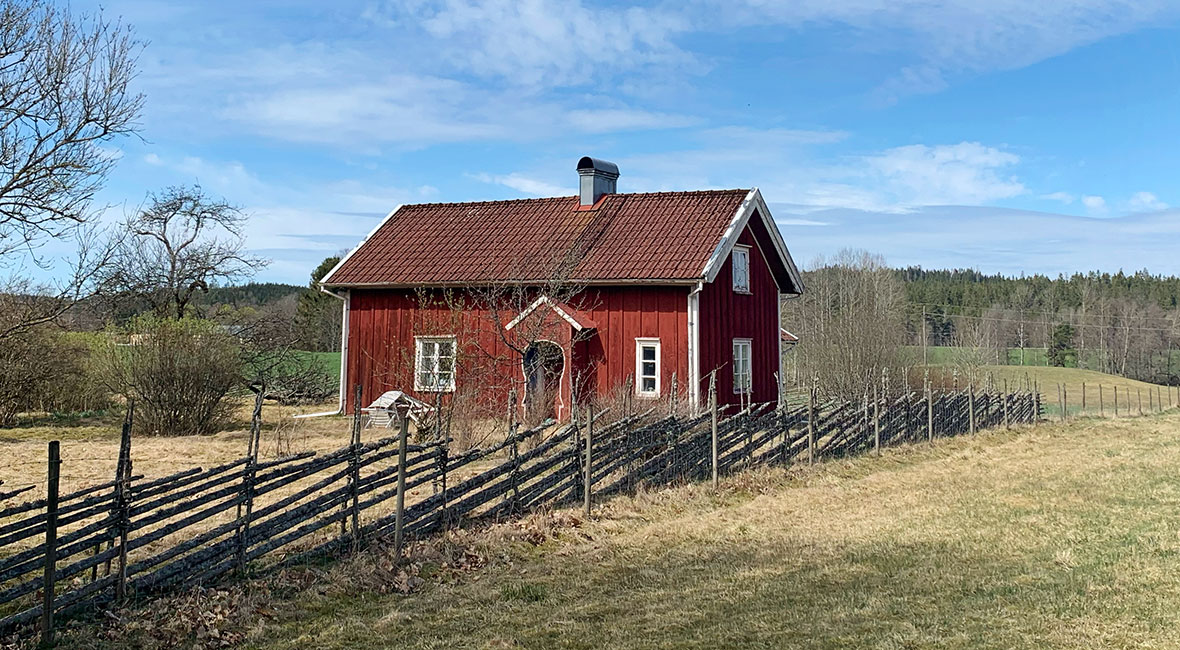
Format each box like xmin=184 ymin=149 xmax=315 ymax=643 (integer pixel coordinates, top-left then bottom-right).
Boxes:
xmin=60 ymin=0 xmax=1180 ymax=283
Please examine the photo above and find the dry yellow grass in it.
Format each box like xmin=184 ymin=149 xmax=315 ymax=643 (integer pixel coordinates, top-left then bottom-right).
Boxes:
xmin=0 ymin=400 xmax=357 ymax=500
xmin=203 ymin=412 xmax=1180 ymax=649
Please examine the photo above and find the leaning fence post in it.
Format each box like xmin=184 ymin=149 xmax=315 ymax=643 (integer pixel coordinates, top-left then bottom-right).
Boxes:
xmin=393 ymin=402 xmax=410 ymax=556
xmin=1099 ymin=384 xmax=1105 ymax=417
xmin=584 ymin=404 xmax=594 ymax=517
xmin=343 ymin=384 xmax=362 ymax=539
xmin=873 ymin=381 xmax=881 ymax=455
xmin=807 ymin=379 xmax=817 ymax=464
xmin=925 ymin=373 xmax=934 ymax=443
xmin=968 ymin=382 xmax=976 ymax=435
xmin=1003 ymin=379 xmax=1010 ymax=429
xmin=41 ymin=440 xmax=61 ymax=648
xmin=1138 ymin=388 xmax=1143 ymax=416
xmin=507 ymin=388 xmax=520 ymax=513
xmin=710 ymin=372 xmax=718 ymax=490
xmin=237 ymin=387 xmax=264 ymax=573
xmin=114 ymin=404 xmax=133 ymax=603
xmin=669 ymin=372 xmax=677 ymax=416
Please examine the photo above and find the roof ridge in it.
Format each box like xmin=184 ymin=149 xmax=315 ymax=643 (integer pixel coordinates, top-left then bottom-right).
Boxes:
xmin=399 ymin=188 xmax=750 ymax=210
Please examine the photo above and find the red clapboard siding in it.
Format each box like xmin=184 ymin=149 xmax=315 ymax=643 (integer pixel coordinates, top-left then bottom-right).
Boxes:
xmin=344 ymin=286 xmax=691 ymax=419
xmin=698 ymin=224 xmax=781 ymax=406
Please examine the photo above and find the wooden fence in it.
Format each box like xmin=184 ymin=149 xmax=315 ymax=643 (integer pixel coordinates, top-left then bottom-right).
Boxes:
xmin=1 ymin=384 xmax=1040 ymax=643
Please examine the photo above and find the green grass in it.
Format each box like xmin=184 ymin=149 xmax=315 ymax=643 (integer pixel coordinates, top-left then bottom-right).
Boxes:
xmin=180 ymin=413 xmax=1180 ymax=650
xmin=908 ymin=345 xmax=1180 ymax=371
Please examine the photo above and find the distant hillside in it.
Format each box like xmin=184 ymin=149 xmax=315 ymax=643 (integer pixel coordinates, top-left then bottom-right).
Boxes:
xmin=200 ymin=283 xmax=304 ymax=309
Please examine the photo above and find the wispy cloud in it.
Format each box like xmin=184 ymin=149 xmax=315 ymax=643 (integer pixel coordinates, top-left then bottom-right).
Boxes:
xmin=862 ymin=142 xmax=1026 ymax=206
xmin=1128 ymin=190 xmax=1168 ymax=212
xmin=471 ymin=172 xmax=570 ymax=197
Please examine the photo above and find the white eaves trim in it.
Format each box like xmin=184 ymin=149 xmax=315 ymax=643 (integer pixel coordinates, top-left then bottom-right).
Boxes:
xmin=700 ymin=188 xmax=804 ymax=295
xmin=504 ymin=295 xmax=592 ymax=332
xmin=319 ymin=203 xmax=405 ymax=286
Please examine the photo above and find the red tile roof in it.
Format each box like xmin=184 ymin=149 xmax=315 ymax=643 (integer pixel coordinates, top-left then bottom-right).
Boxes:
xmin=323 ymin=190 xmax=750 ymax=286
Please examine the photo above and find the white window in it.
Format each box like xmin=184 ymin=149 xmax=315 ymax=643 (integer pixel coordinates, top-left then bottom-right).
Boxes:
xmin=414 ymin=336 xmax=456 ymax=392
xmin=635 ymin=338 xmax=661 ymax=397
xmin=732 ymin=245 xmax=751 ymax=293
xmin=733 ymin=338 xmax=752 ymax=394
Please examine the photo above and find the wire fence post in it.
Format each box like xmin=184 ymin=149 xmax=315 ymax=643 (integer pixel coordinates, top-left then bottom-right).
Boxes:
xmin=40 ymin=440 xmax=60 ymax=649
xmin=1099 ymin=384 xmax=1105 ymax=417
xmin=583 ymin=404 xmax=593 ymax=517
xmin=394 ymin=402 xmax=410 ymax=557
xmin=1138 ymin=388 xmax=1143 ymax=417
xmin=709 ymin=372 xmax=718 ymax=490
xmin=1081 ymin=382 xmax=1087 ymax=414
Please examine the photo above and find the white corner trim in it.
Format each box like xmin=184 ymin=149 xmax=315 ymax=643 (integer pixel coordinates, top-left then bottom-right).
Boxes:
xmin=320 ymin=203 xmax=405 ymax=286
xmin=505 ymin=295 xmax=589 ymax=331
xmin=700 ymin=188 xmax=804 ymax=294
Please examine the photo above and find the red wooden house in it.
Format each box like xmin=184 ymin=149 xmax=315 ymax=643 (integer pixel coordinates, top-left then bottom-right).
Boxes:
xmin=320 ymin=157 xmax=804 ymax=420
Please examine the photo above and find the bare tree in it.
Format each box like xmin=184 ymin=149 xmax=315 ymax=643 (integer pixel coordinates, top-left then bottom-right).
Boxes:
xmin=783 ymin=249 xmax=909 ymax=399
xmin=101 ymin=185 xmax=268 ymax=319
xmin=0 ymin=1 xmax=142 ymax=335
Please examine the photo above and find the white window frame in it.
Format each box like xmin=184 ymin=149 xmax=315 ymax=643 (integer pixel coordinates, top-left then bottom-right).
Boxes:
xmin=733 ymin=338 xmax=752 ymax=394
xmin=414 ymin=335 xmax=457 ymax=392
xmin=635 ymin=338 xmax=661 ymax=397
xmin=732 ymin=245 xmax=751 ymax=293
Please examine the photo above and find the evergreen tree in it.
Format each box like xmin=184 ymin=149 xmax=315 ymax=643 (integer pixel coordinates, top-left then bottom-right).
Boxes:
xmin=294 ymin=257 xmax=342 ymax=352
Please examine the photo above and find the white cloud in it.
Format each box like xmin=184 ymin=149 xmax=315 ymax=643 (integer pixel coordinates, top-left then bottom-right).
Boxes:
xmin=1082 ymin=195 xmax=1107 ymax=214
xmin=1128 ymin=190 xmax=1167 ymax=212
xmin=863 ymin=142 xmax=1026 ymax=205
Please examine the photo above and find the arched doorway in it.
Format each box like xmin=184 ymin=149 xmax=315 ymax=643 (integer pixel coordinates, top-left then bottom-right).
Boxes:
xmin=523 ymin=341 xmax=564 ymax=424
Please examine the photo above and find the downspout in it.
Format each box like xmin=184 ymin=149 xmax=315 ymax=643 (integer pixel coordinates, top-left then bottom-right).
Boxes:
xmin=320 ymin=285 xmax=350 ymax=414
xmin=688 ymin=280 xmax=704 ymax=410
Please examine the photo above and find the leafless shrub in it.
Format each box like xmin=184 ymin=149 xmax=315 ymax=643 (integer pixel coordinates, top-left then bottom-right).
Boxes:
xmin=98 ymin=317 xmax=242 ymax=436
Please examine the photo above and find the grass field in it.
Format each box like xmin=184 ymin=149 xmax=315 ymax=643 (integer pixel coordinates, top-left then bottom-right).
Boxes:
xmin=45 ymin=409 xmax=1180 ymax=649
xmin=247 ymin=412 xmax=1180 ymax=649
xmin=983 ymin=365 xmax=1175 ymax=418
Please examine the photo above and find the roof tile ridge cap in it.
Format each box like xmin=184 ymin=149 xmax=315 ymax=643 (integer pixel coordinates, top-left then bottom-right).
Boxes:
xmin=401 ymin=195 xmax=577 ymax=209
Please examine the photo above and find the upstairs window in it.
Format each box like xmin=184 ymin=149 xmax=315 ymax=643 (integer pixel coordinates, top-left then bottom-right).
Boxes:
xmin=732 ymin=245 xmax=751 ymax=293
xmin=415 ymin=336 xmax=456 ymax=392
xmin=733 ymin=338 xmax=752 ymax=394
xmin=635 ymin=338 xmax=661 ymax=397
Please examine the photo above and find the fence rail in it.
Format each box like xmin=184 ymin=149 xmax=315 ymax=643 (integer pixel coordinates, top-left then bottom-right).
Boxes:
xmin=0 ymin=384 xmax=1043 ymax=641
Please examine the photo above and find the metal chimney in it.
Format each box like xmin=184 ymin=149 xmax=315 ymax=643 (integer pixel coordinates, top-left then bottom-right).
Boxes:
xmin=577 ymin=156 xmax=619 ymax=206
